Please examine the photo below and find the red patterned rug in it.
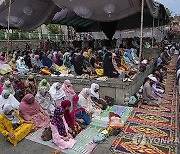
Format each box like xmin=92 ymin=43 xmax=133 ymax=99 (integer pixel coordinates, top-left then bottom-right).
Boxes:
xmin=110 ymin=57 xmax=179 ymax=154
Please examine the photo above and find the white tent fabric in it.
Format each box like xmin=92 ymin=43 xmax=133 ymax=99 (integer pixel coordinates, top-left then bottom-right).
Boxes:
xmin=53 ymin=0 xmax=141 ymax=22
xmin=52 ymin=0 xmax=160 ymax=22
xmin=0 ymin=0 xmax=57 ymax=30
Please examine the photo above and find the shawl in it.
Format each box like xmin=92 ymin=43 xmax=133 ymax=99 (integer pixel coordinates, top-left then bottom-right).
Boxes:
xmin=61 ymin=100 xmax=74 ymax=127
xmin=2 ymin=104 xmax=20 ymax=127
xmin=79 ymin=88 xmax=91 ymax=99
xmin=90 ymin=83 xmax=100 ymax=99
xmin=3 ymin=80 xmax=15 ymax=96
xmin=51 ymin=106 xmax=67 ymax=137
xmin=71 ymin=95 xmax=84 ymax=124
xmin=62 ymin=80 xmax=76 ymax=97
xmin=38 ymin=79 xmax=50 ymax=90
xmin=103 ymin=52 xmax=116 ymax=76
xmin=9 ymin=58 xmax=16 ymax=69
xmin=13 ymin=78 xmax=25 ymax=91
xmin=19 ymin=94 xmax=40 ymax=120
xmin=35 ymin=86 xmax=52 ymax=110
xmin=63 ymin=52 xmax=72 ymax=68
xmin=49 ymin=82 xmax=66 ymax=101
xmin=0 ymin=90 xmax=20 ymax=113
xmin=41 ymin=54 xmax=53 ymax=68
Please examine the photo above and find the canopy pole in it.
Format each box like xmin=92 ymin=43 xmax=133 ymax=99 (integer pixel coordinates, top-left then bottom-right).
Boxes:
xmin=138 ymin=0 xmax=144 ymax=71
xmin=151 ymin=18 xmax=154 ymax=48
xmin=6 ymin=0 xmax=12 ymax=61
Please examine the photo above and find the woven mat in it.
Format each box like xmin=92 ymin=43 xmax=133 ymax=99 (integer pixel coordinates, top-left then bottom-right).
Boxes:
xmin=110 ymin=58 xmax=179 ymax=154
xmin=26 ymin=105 xmax=133 ymax=153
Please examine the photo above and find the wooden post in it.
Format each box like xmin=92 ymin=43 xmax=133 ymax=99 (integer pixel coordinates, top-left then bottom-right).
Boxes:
xmin=6 ymin=0 xmax=12 ymax=61
xmin=138 ymin=0 xmax=144 ymax=71
xmin=152 ymin=18 xmax=154 ymax=48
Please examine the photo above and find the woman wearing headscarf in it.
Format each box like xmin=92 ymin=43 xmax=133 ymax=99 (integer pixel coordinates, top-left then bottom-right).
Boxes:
xmin=16 ymin=57 xmax=29 ymax=73
xmin=50 ymin=106 xmax=76 ymax=149
xmin=38 ymin=79 xmax=50 ymax=90
xmin=53 ymin=52 xmax=63 ymax=66
xmin=103 ymin=52 xmax=119 ymax=78
xmin=9 ymin=58 xmax=16 ymax=70
xmin=3 ymin=80 xmax=15 ymax=96
xmin=49 ymin=82 xmax=66 ymax=106
xmin=0 ymin=104 xmax=34 ymax=146
xmin=0 ymin=90 xmax=20 ymax=113
xmin=35 ymin=86 xmax=55 ymax=116
xmin=61 ymin=100 xmax=77 ymax=136
xmin=41 ymin=54 xmax=53 ymax=68
xmin=72 ymin=53 xmax=91 ymax=75
xmin=13 ymin=78 xmax=25 ymax=102
xmin=62 ymin=80 xmax=76 ymax=101
xmin=24 ymin=53 xmax=33 ymax=69
xmin=19 ymin=94 xmax=50 ymax=130
xmin=119 ymin=49 xmax=131 ymax=71
xmin=25 ymin=75 xmax=37 ymax=96
xmin=63 ymin=52 xmax=74 ymax=72
xmin=90 ymin=83 xmax=107 ymax=110
xmin=0 ymin=75 xmax=4 ymax=95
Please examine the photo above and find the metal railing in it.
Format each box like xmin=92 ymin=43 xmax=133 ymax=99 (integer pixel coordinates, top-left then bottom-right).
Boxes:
xmin=0 ymin=32 xmax=68 ymax=41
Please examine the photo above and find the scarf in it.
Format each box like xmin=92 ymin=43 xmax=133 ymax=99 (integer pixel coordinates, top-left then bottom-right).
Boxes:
xmin=49 ymin=82 xmax=65 ymax=101
xmin=51 ymin=106 xmax=67 ymax=137
xmin=3 ymin=104 xmax=20 ymax=129
xmin=19 ymin=94 xmax=40 ymax=118
xmin=61 ymin=100 xmax=74 ymax=127
xmin=62 ymin=80 xmax=76 ymax=97
xmin=90 ymin=83 xmax=100 ymax=99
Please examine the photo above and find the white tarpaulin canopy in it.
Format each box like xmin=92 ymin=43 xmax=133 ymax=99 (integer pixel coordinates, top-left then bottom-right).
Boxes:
xmin=53 ymin=0 xmax=160 ymax=22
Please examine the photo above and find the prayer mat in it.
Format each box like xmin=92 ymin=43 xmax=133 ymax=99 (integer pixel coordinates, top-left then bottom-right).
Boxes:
xmin=110 ymin=131 xmax=177 ymax=154
xmin=110 ymin=56 xmax=179 ymax=154
xmin=25 ymin=129 xmax=59 ymax=150
xmin=26 ymin=125 xmax=101 ymax=154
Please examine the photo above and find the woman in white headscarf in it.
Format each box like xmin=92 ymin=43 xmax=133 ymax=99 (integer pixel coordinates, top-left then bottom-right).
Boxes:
xmin=90 ymin=83 xmax=107 ymax=110
xmin=0 ymin=104 xmax=34 ymax=146
xmin=49 ymin=82 xmax=66 ymax=106
xmin=35 ymin=86 xmax=55 ymax=116
xmin=16 ymin=57 xmax=29 ymax=73
xmin=3 ymin=80 xmax=15 ymax=96
xmin=78 ymin=88 xmax=101 ymax=116
xmin=0 ymin=90 xmax=20 ymax=113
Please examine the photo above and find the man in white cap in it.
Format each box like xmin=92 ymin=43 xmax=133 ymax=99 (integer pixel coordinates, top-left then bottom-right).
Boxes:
xmin=143 ymin=75 xmax=162 ymax=106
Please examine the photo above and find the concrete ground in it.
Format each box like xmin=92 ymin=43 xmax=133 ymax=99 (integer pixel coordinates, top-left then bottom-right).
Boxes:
xmin=0 ymin=134 xmax=115 ymax=154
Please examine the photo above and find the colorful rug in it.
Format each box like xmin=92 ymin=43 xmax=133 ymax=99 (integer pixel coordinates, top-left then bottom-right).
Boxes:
xmin=110 ymin=56 xmax=179 ymax=154
xmin=26 ymin=105 xmax=133 ymax=154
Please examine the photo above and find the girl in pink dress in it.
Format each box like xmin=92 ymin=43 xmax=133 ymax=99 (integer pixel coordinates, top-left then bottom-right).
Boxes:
xmin=50 ymin=106 xmax=76 ymax=150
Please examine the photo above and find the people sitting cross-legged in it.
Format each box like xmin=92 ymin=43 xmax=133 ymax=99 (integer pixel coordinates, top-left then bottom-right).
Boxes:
xmin=0 ymin=90 xmax=20 ymax=114
xmin=62 ymin=80 xmax=76 ymax=102
xmin=35 ymin=86 xmax=55 ymax=116
xmin=0 ymin=104 xmax=34 ymax=146
xmin=90 ymin=83 xmax=107 ymax=110
xmin=49 ymin=82 xmax=66 ymax=106
xmin=19 ymin=94 xmax=50 ymax=130
xmin=38 ymin=79 xmax=51 ymax=90
xmin=50 ymin=106 xmax=76 ymax=150
xmin=143 ymin=76 xmax=162 ymax=106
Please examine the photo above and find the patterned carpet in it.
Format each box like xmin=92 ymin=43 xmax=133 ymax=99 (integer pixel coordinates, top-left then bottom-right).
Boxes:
xmin=110 ymin=55 xmax=179 ymax=154
xmin=26 ymin=106 xmax=133 ymax=154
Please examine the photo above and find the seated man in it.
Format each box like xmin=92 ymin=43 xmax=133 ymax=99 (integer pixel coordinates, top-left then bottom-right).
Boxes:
xmin=143 ymin=76 xmax=162 ymax=106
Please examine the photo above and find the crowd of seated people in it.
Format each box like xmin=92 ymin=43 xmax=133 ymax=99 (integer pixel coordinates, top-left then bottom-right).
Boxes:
xmin=142 ymin=42 xmax=177 ymax=106
xmin=0 ymin=39 xmax=178 ymax=149
xmin=0 ymin=38 xmax=155 ymax=80
xmin=0 ymin=73 xmax=112 ymax=148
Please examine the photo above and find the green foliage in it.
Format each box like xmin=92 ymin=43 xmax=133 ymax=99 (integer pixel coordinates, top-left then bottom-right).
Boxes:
xmin=47 ymin=24 xmax=63 ymax=34
xmin=165 ymin=8 xmax=174 ymax=21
